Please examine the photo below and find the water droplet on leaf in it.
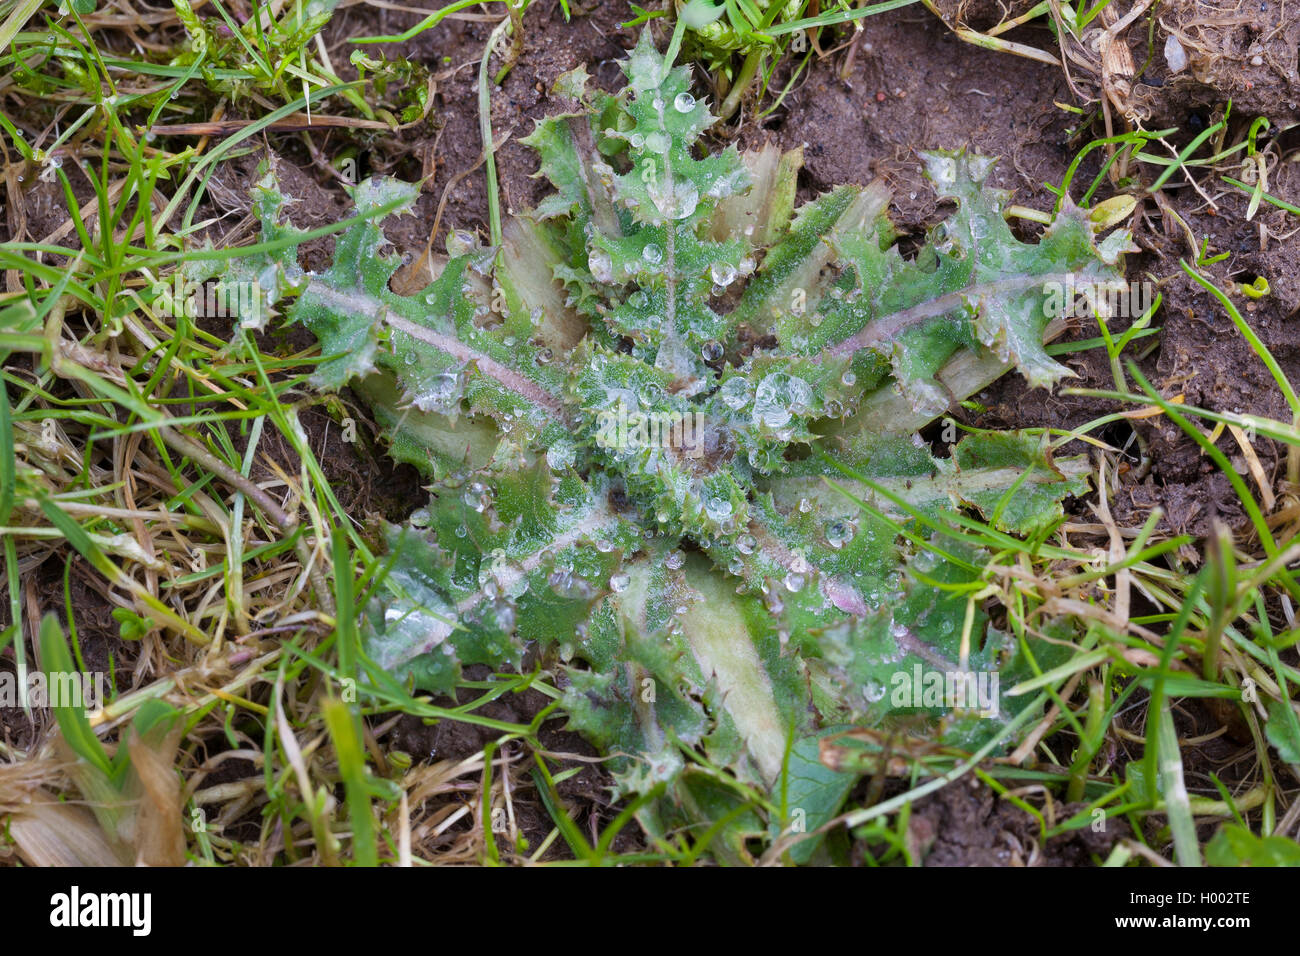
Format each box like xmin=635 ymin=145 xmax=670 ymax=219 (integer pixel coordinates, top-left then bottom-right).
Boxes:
xmin=705 ymin=496 xmax=733 ymax=522
xmin=826 ymin=521 xmax=854 ymax=549
xmin=719 ymin=377 xmax=752 ymax=410
xmin=710 ymin=262 xmax=737 ymax=286
xmin=587 ymin=249 xmax=614 ymax=282
xmin=752 ymin=373 xmax=812 ymax=429
xmin=546 ymin=440 xmax=576 ymax=471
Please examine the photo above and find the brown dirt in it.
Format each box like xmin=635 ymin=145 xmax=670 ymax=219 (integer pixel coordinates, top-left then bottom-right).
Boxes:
xmin=0 ymin=555 xmax=132 ymax=753
xmin=892 ymin=776 xmax=1128 ymax=866
xmin=929 ymin=0 xmax=1041 ymax=31
xmin=385 ymin=663 xmax=638 ymax=858
xmin=1142 ymin=0 xmax=1300 ymax=127
xmin=240 ymin=385 xmax=425 ymax=525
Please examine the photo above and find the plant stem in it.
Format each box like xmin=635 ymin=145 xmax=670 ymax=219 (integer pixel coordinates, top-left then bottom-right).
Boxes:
xmin=480 ymin=17 xmax=513 ymax=249
xmin=718 ymin=48 xmax=762 ymax=121
xmin=494 ymin=0 xmax=526 ymax=85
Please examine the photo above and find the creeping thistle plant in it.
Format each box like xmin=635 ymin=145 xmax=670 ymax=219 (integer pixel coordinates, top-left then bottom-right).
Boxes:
xmin=224 ymin=30 xmax=1132 ymax=860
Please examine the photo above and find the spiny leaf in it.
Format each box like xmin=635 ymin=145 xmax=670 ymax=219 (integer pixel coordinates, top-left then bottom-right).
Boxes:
xmin=225 ymin=27 xmax=1131 ymax=862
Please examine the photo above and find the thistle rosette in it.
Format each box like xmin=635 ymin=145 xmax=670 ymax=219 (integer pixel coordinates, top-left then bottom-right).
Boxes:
xmin=227 ymin=28 xmax=1130 ymax=860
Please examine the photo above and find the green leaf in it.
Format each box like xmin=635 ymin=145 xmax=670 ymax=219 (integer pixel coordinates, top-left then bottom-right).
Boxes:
xmin=773 ymin=730 xmax=857 ymax=864
xmin=1206 ymin=823 xmax=1300 ymax=866
xmin=1266 ymin=696 xmax=1300 ymax=764
xmin=38 ymin=614 xmax=115 ymax=781
xmin=111 ymin=607 xmax=149 ymax=641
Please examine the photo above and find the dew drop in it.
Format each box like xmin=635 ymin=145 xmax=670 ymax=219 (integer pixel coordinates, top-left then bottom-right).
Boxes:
xmin=752 ymin=372 xmax=812 ymax=429
xmin=719 ymin=377 xmax=752 ymax=410
xmin=913 ymin=549 xmax=939 ymax=572
xmin=546 ymin=440 xmax=576 ymax=471
xmin=826 ymin=521 xmax=854 ymax=550
xmin=673 ymin=92 xmax=695 ymax=113
xmin=463 ymin=481 xmax=489 ymax=512
xmin=587 ymin=249 xmax=614 ymax=282
xmin=447 ymin=230 xmax=477 ymax=257
xmin=414 ymin=370 xmax=462 ymax=412
xmin=705 ymin=496 xmax=733 ymax=522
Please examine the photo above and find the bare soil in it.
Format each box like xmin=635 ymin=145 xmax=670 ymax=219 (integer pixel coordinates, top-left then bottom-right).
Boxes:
xmin=898 ymin=776 xmax=1128 ymax=866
